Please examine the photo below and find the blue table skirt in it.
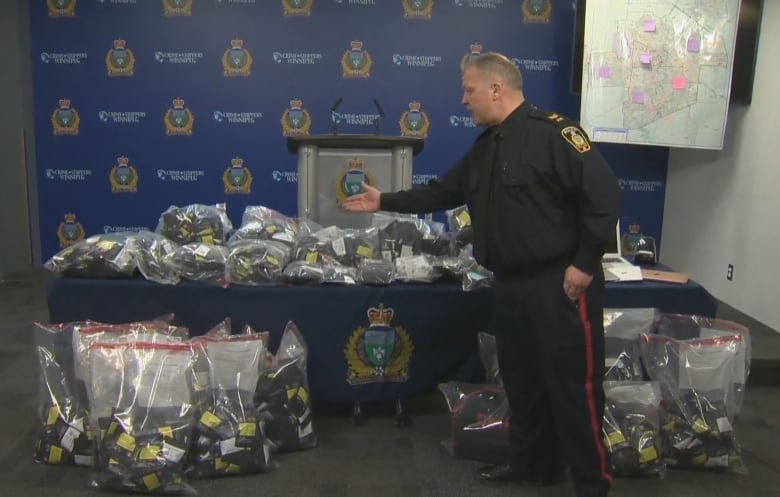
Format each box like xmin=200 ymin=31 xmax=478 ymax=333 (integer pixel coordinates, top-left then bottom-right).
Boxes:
xmin=46 ymin=272 xmax=716 ymax=403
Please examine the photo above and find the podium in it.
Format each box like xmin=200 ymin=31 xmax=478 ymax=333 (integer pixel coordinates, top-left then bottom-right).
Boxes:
xmin=286 ymin=134 xmax=425 ymax=229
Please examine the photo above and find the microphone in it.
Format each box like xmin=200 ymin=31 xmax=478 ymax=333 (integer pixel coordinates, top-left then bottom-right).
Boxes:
xmin=330 ymin=97 xmax=343 ymax=135
xmin=372 ymin=97 xmax=384 ymax=135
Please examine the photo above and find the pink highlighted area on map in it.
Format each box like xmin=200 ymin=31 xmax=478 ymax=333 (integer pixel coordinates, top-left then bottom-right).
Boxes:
xmin=672 ymin=76 xmax=687 ymax=89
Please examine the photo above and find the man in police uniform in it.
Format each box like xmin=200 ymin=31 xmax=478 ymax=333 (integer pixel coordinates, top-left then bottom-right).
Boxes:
xmin=342 ymin=52 xmax=620 ymax=497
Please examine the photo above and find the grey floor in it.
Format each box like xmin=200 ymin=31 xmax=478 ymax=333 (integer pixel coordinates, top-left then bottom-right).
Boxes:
xmin=1 ymin=270 xmax=779 ymax=497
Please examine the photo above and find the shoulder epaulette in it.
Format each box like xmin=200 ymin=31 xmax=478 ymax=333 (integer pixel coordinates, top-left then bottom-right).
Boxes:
xmin=528 ymin=106 xmax=570 ymax=126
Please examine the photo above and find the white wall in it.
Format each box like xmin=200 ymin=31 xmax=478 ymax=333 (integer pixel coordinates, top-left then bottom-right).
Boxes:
xmin=662 ymin=1 xmax=779 ymax=330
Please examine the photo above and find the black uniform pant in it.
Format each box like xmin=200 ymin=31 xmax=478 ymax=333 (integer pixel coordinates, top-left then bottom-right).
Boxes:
xmin=493 ymin=264 xmax=612 ymax=497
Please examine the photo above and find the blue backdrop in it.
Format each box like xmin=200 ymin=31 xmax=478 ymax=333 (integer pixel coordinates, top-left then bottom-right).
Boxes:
xmin=30 ymin=0 xmax=668 ymax=260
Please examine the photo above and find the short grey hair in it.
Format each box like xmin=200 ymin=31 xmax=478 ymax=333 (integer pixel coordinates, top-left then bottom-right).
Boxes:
xmin=462 ymin=52 xmax=523 ymax=91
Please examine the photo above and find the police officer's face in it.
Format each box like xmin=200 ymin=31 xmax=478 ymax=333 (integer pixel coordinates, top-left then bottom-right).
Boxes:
xmin=461 ymin=66 xmax=497 ymax=126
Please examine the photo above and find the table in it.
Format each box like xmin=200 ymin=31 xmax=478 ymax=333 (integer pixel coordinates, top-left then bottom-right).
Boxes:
xmin=599 ymin=274 xmax=717 ymax=317
xmin=46 ymin=272 xmax=717 ymax=403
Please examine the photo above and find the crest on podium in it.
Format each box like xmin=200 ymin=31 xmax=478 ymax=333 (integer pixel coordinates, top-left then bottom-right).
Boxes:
xmin=333 ymin=157 xmax=376 ymax=204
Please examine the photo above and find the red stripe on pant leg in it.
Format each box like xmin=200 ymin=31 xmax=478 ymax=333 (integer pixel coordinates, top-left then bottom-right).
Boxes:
xmin=578 ymin=293 xmax=613 ymax=484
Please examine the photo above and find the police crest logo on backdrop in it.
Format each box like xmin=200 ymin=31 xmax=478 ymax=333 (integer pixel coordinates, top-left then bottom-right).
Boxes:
xmin=222 ymin=39 xmax=252 ymax=77
xmin=223 ymin=157 xmax=253 ymax=194
xmin=105 ymin=39 xmax=135 ymax=77
xmin=402 ymin=0 xmax=434 ymax=20
xmin=162 ymin=0 xmax=192 ymax=16
xmin=461 ymin=43 xmax=483 ymax=69
xmin=52 ymin=99 xmax=80 ymax=136
xmin=342 ymin=40 xmax=372 ymax=79
xmin=522 ymin=0 xmax=552 ymax=23
xmin=109 ymin=156 xmax=139 ymax=193
xmin=345 ymin=304 xmax=414 ymax=385
xmin=47 ymin=0 xmax=76 ymax=17
xmin=57 ymin=213 xmax=85 ymax=247
xmin=164 ymin=98 xmax=195 ymax=135
xmin=282 ymin=0 xmax=313 ymax=17
xmin=281 ymin=99 xmax=312 ymax=136
xmin=399 ymin=101 xmax=430 ymax=138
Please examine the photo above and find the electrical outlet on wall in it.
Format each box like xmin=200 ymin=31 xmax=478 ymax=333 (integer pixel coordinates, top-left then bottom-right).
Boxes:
xmin=727 ymin=264 xmax=734 ymax=281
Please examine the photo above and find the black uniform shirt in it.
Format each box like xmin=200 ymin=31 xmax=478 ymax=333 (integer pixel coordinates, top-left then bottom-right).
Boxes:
xmin=380 ymin=101 xmax=621 ymax=277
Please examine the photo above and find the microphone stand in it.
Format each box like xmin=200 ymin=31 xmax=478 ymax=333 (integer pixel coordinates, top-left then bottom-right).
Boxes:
xmin=330 ymin=97 xmax=343 ymax=136
xmin=372 ymin=98 xmax=385 ymax=136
